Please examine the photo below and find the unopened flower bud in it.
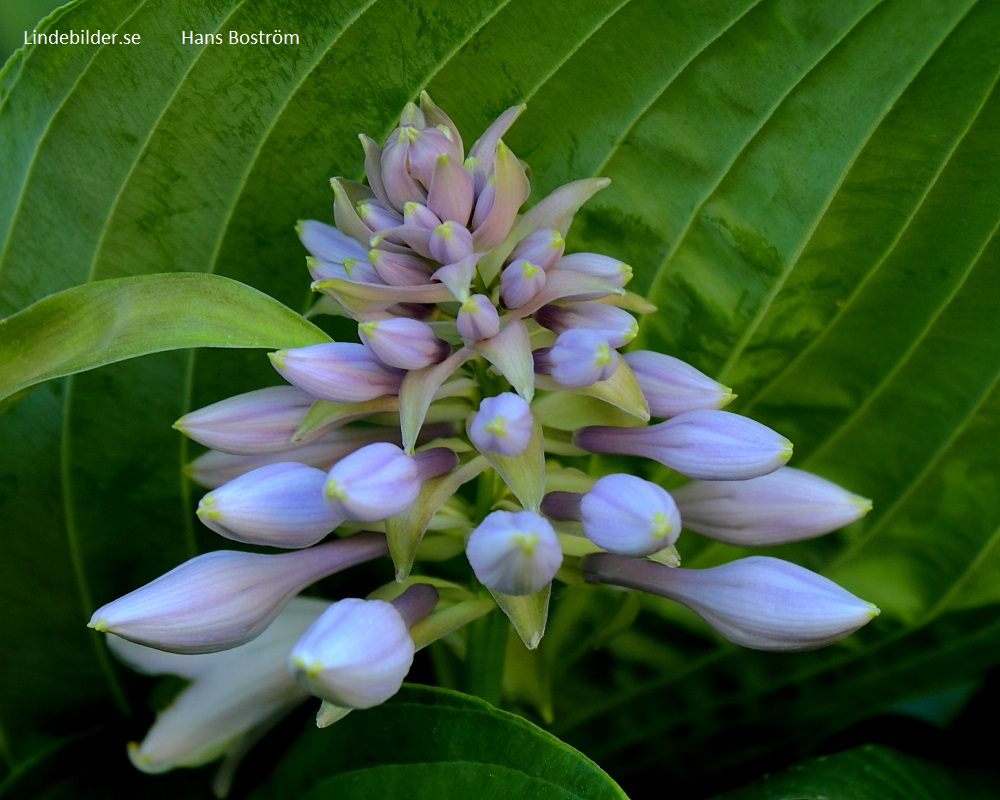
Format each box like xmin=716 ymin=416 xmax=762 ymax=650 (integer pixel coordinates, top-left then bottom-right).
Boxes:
xmin=574 ymin=409 xmax=792 ymax=480
xmin=500 ymin=259 xmax=547 ymax=308
xmin=429 ymin=220 xmax=474 ymax=264
xmin=359 ymin=318 xmax=449 ymax=370
xmin=581 ymin=474 xmax=681 ymax=556
xmin=556 ymin=252 xmax=632 ymax=287
xmin=671 ymin=467 xmax=873 ymax=545
xmin=269 ymin=342 xmax=405 ymax=403
xmin=367 ymin=249 xmax=434 ymax=286
xmin=535 ymin=302 xmax=638 ymax=348
xmin=427 ymin=154 xmax=474 ymax=225
xmin=297 ymin=219 xmax=368 ymax=264
xmin=324 ymin=442 xmax=419 ymax=521
xmin=356 ymin=200 xmax=402 ymax=233
xmin=509 ymin=228 xmax=565 ymax=270
xmin=535 ymin=329 xmax=618 ymax=387
xmin=624 ymin=351 xmax=734 ymax=417
xmin=466 ymin=510 xmax=563 ymax=596
xmin=583 ymin=553 xmax=879 ymax=651
xmin=88 ymin=533 xmax=388 ymax=654
xmin=456 ymin=294 xmax=500 ymax=341
xmin=469 ymin=392 xmax=533 ymax=456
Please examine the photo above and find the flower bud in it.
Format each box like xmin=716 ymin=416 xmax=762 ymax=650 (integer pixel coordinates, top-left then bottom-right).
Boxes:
xmin=556 ymin=252 xmax=632 ymax=287
xmin=196 ymin=463 xmax=341 ymax=548
xmin=671 ymin=467 xmax=873 ymax=545
xmin=574 ymin=409 xmax=792 ymax=480
xmin=356 ymin=199 xmax=403 ymax=233
xmin=407 ymin=127 xmax=462 ymax=186
xmin=509 ymin=228 xmax=565 ymax=270
xmin=623 ymin=351 xmax=734 ymax=417
xmin=324 ymin=442 xmax=419 ymax=521
xmin=269 ymin=342 xmax=405 ymax=403
xmin=380 ymin=127 xmax=426 ymax=210
xmin=469 ymin=392 xmax=533 ymax=456
xmin=297 ymin=219 xmax=369 ymax=265
xmin=500 ymin=259 xmax=547 ymax=308
xmin=580 ymin=474 xmax=681 ymax=556
xmin=88 ymin=533 xmax=388 ymax=653
xmin=402 ymin=200 xmax=441 ymax=230
xmin=429 ymin=220 xmax=474 ymax=264
xmin=359 ymin=317 xmax=449 ymax=370
xmin=174 ymin=386 xmax=317 ymax=455
xmin=535 ymin=329 xmax=618 ymax=387
xmin=367 ymin=249 xmax=434 ymax=286
xmin=427 ymin=153 xmax=474 ymax=225
xmin=583 ymin=553 xmax=879 ymax=651
xmin=466 ymin=510 xmax=563 ymax=596
xmin=289 ymin=597 xmax=415 ymax=709
xmin=456 ymin=294 xmax=500 ymax=341
xmin=534 ymin=302 xmax=638 ymax=348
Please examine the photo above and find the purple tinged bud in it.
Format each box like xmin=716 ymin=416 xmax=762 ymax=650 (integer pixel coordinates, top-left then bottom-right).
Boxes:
xmin=466 ymin=510 xmax=563 ymax=596
xmin=429 ymin=220 xmax=474 ymax=264
xmin=580 ymin=474 xmax=680 ymax=556
xmin=324 ymin=442 xmax=419 ymax=521
xmin=534 ymin=303 xmax=638 ymax=348
xmin=582 ymin=553 xmax=880 ymax=651
xmin=88 ymin=533 xmax=389 ymax=654
xmin=411 ymin=447 xmax=459 ymax=480
xmin=419 ymin=92 xmax=464 ymax=155
xmin=356 ymin=200 xmax=402 ymax=233
xmin=427 ymin=154 xmax=475 ymax=225
xmin=500 ymin=259 xmax=547 ymax=309
xmin=536 ymin=329 xmax=618 ymax=387
xmin=540 ymin=491 xmax=582 ymax=521
xmin=196 ymin=463 xmax=341 ymax=549
xmin=375 ymin=224 xmax=434 ymax=259
xmin=289 ymin=597 xmax=415 ymax=709
xmin=671 ymin=467 xmax=873 ymax=545
xmin=297 ymin=220 xmax=368 ymax=264
xmin=509 ymin=228 xmax=565 ymax=270
xmin=407 ymin=127 xmax=462 ymax=187
xmin=457 ymin=294 xmax=501 ymax=341
xmin=359 ymin=133 xmax=390 ymax=209
xmin=269 ymin=342 xmax=405 ymax=403
xmin=574 ymin=409 xmax=793 ymax=481
xmin=174 ymin=386 xmax=317 ymax=455
xmin=367 ymin=249 xmax=434 ymax=286
xmin=403 ymin=201 xmax=441 ymax=230
xmin=469 ymin=392 xmax=533 ymax=456
xmin=471 ymin=141 xmax=530 ymax=249
xmin=380 ymin=127 xmax=426 ymax=210
xmin=624 ymin=351 xmax=735 ymax=417
xmin=557 ymin=252 xmax=632 ymax=287
xmin=359 ymin=317 xmax=449 ymax=369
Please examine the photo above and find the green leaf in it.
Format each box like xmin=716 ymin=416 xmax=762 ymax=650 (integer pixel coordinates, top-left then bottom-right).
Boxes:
xmin=249 ymin=685 xmax=626 ymax=800
xmin=713 ymin=744 xmax=998 ymax=800
xmin=0 ymin=273 xmax=330 ymax=403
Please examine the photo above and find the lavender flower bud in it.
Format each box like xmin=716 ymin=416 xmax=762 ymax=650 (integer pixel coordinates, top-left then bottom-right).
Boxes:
xmin=324 ymin=442 xmax=419 ymax=521
xmin=402 ymin=200 xmax=441 ymax=230
xmin=88 ymin=533 xmax=388 ymax=654
xmin=380 ymin=127 xmax=426 ymax=210
xmin=574 ymin=409 xmax=792 ymax=480
xmin=580 ymin=474 xmax=681 ymax=556
xmin=289 ymin=597 xmax=415 ymax=709
xmin=367 ymin=249 xmax=433 ymax=286
xmin=466 ymin=510 xmax=563 ymax=596
xmin=196 ymin=463 xmax=340 ymax=548
xmin=356 ymin=199 xmax=402 ymax=233
xmin=427 ymin=154 xmax=475 ymax=225
xmin=456 ymin=294 xmax=500 ymax=341
xmin=359 ymin=318 xmax=449 ymax=370
xmin=671 ymin=467 xmax=873 ymax=545
xmin=469 ymin=392 xmax=533 ymax=456
xmin=297 ymin=220 xmax=368 ymax=264
xmin=624 ymin=351 xmax=734 ymax=417
xmin=500 ymin=259 xmax=547 ymax=309
xmin=269 ymin=342 xmax=405 ymax=403
xmin=556 ymin=252 xmax=632 ymax=287
xmin=509 ymin=228 xmax=565 ymax=270
xmin=534 ymin=303 xmax=638 ymax=348
xmin=308 ymin=254 xmax=382 ymax=285
xmin=407 ymin=127 xmax=461 ymax=186
xmin=535 ymin=329 xmax=618 ymax=387
xmin=174 ymin=386 xmax=317 ymax=455
xmin=429 ymin=220 xmax=474 ymax=264
xmin=583 ymin=553 xmax=879 ymax=651
xmin=471 ymin=141 xmax=530 ymax=249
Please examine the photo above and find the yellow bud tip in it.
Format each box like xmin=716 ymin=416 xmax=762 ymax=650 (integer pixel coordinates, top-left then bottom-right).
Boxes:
xmin=595 ymin=344 xmax=613 ymax=366
xmin=854 ymin=496 xmax=874 ymax=514
xmin=401 ymin=126 xmax=420 ymax=142
xmin=867 ymin=604 xmax=881 ymax=618
xmin=521 ymin=262 xmax=540 ymax=278
xmin=464 ymin=156 xmax=479 ymax=170
xmin=89 ymin=617 xmax=108 ymax=632
xmin=330 ymin=178 xmax=342 ymax=193
xmin=325 ymin=479 xmax=346 ymax=500
xmin=291 ymin=655 xmax=323 ymax=677
xmin=358 ymin=321 xmax=377 ymax=334
xmin=127 ymin=742 xmax=152 ymax=764
xmin=437 ymin=152 xmax=449 ymax=164
xmin=651 ymin=512 xmax=673 ymax=538
xmin=268 ymin=351 xmax=286 ymax=369
xmin=343 ymin=258 xmax=359 ymax=276
xmin=171 ymin=419 xmax=188 ymax=434
xmin=403 ymin=201 xmax=420 ymax=213
xmin=461 ymin=297 xmax=479 ymax=312
xmin=779 ymin=440 xmax=794 ymax=460
xmin=550 ymin=231 xmax=565 ymax=248
xmin=484 ymin=416 xmax=506 ymax=436
xmin=619 ymin=263 xmax=633 ymax=284
xmin=512 ymin=532 xmax=538 ymax=555
xmin=719 ymin=389 xmax=738 ymax=407
xmin=295 ymin=220 xmax=305 ymax=234
xmin=435 ymin=221 xmax=453 ymax=238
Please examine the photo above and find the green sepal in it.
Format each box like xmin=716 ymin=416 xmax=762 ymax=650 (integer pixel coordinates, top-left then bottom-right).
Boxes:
xmin=294 ymin=395 xmax=400 ymax=440
xmin=469 ymin=319 xmax=534 ymax=401
xmin=398 ymin=348 xmax=472 ymax=453
xmin=313 ymin=276 xmax=454 ymax=317
xmin=468 ymin=414 xmax=545 ymax=512
xmin=316 ymin=702 xmax=353 ymax=729
xmin=532 ymin=391 xmax=646 ymax=431
xmin=535 ymin=357 xmax=650 ymax=421
xmin=490 ymin=582 xmax=552 ymax=650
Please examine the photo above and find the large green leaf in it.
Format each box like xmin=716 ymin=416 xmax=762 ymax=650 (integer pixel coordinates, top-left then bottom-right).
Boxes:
xmin=1 ymin=0 xmax=998 ymax=796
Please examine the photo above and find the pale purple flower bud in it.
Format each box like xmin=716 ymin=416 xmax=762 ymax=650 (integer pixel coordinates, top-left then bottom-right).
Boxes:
xmin=427 ymin=154 xmax=475 ymax=225
xmin=356 ymin=199 xmax=402 ymax=233
xmin=402 ymin=201 xmax=441 ymax=230
xmin=307 ymin=254 xmax=383 ymax=285
xmin=324 ymin=442 xmax=419 ymax=521
xmin=556 ymin=252 xmax=632 ymax=287
xmin=583 ymin=553 xmax=880 ymax=651
xmin=580 ymin=474 xmax=681 ymax=556
xmin=534 ymin=303 xmax=638 ymax=348
xmin=289 ymin=597 xmax=414 ymax=709
xmin=671 ymin=467 xmax=873 ymax=545
xmin=574 ymin=409 xmax=793 ymax=480
xmin=456 ymin=294 xmax=500 ymax=341
xmin=297 ymin=220 xmax=368 ymax=264
xmin=466 ymin=510 xmax=563 ymax=596
xmin=419 ymin=92 xmax=464 ymax=154
xmin=624 ymin=351 xmax=734 ymax=417
xmin=359 ymin=318 xmax=449 ymax=370
xmin=374 ymin=224 xmax=434 ymax=259
xmin=429 ymin=220 xmax=474 ymax=264
xmin=269 ymin=342 xmax=405 ymax=403
xmin=469 ymin=392 xmax=533 ymax=456
xmin=88 ymin=533 xmax=388 ymax=654
xmin=331 ymin=178 xmax=378 ymax=247
xmin=411 ymin=446 xmax=459 ymax=480
xmin=535 ymin=329 xmax=618 ymax=387
xmin=407 ymin=127 xmax=462 ymax=186
xmin=380 ymin=127 xmax=426 ymax=210
xmin=359 ymin=133 xmax=390 ymax=209
xmin=500 ymin=259 xmax=547 ymax=309
xmin=467 ymin=104 xmax=525 ymax=187
xmin=174 ymin=386 xmax=317 ymax=455
xmin=471 ymin=141 xmax=530 ymax=249
xmin=367 ymin=249 xmax=434 ymax=286
xmin=196 ymin=463 xmax=340 ymax=548
xmin=509 ymin=228 xmax=565 ymax=270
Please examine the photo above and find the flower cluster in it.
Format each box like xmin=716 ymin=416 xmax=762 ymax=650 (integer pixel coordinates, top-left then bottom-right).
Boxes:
xmin=90 ymin=94 xmax=878 ymax=783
